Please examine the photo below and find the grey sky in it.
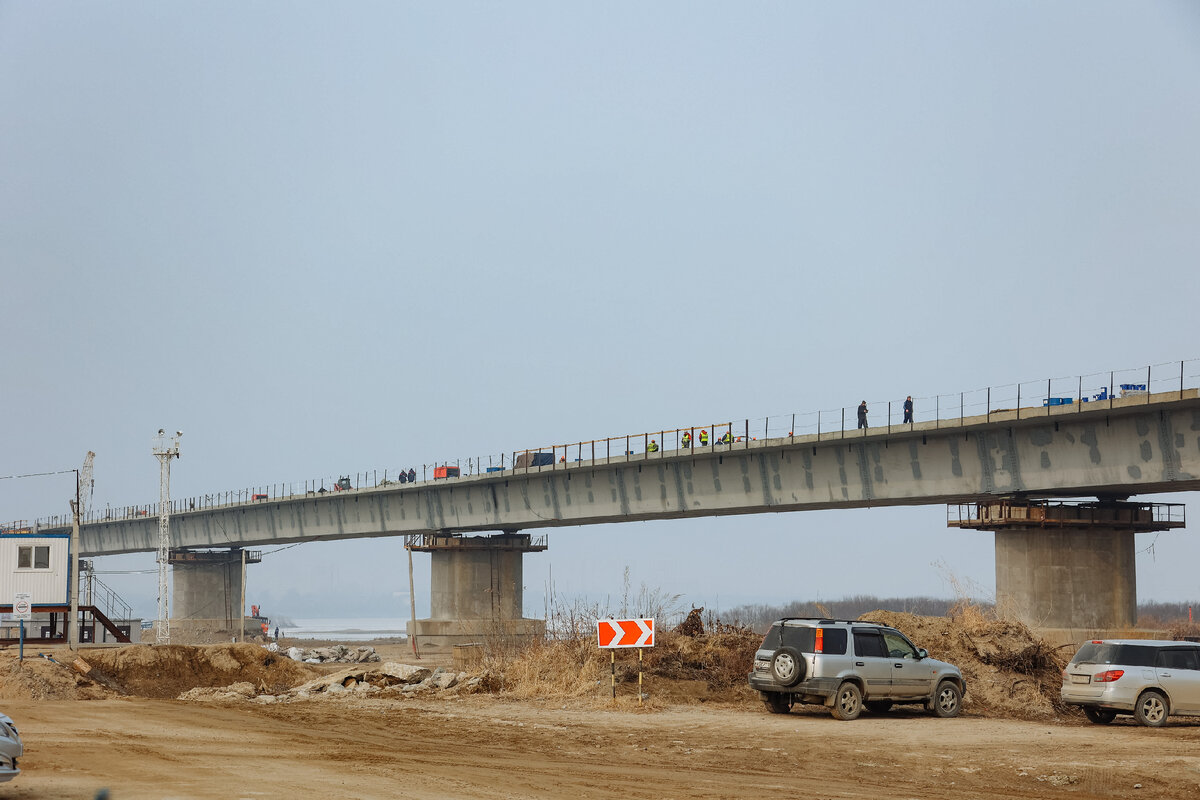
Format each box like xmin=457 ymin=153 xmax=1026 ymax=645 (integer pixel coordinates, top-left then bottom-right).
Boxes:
xmin=2 ymin=3 xmax=1199 ymax=619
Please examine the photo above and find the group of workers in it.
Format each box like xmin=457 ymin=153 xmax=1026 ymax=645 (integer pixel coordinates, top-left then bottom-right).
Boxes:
xmin=650 ymin=397 xmax=917 ymax=452
xmin=651 ymin=428 xmax=737 ymax=452
xmin=395 ymin=467 xmax=418 ymax=484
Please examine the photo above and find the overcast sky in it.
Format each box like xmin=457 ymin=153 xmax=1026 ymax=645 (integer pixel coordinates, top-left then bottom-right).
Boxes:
xmin=2 ymin=2 xmax=1199 ymax=622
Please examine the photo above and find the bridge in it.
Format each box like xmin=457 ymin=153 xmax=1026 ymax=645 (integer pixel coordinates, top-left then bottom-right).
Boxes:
xmin=30 ymin=387 xmax=1200 ymax=646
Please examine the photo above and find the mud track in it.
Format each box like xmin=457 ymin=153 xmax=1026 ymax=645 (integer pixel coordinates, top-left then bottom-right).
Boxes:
xmin=3 ymin=696 xmax=1197 ymax=799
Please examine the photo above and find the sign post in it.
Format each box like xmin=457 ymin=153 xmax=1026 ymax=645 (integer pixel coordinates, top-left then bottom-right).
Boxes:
xmin=14 ymin=592 xmax=32 ymax=663
xmin=597 ymin=618 xmax=655 ymax=705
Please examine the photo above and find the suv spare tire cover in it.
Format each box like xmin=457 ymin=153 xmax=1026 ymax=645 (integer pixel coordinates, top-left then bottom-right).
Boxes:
xmin=770 ymin=646 xmax=806 ymax=687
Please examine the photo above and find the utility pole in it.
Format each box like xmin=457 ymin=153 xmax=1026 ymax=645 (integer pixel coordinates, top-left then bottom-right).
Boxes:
xmin=67 ymin=452 xmax=95 ymax=652
xmin=152 ymin=430 xmax=181 ymax=645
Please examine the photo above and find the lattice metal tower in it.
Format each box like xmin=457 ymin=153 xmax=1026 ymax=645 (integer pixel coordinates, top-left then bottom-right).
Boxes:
xmin=152 ymin=430 xmax=181 ymax=644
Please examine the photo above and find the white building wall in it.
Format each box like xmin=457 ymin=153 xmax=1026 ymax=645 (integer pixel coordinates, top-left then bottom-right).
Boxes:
xmin=0 ymin=535 xmax=70 ymax=605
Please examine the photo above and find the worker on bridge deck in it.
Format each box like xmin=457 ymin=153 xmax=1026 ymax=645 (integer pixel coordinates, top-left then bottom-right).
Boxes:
xmin=720 ymin=429 xmax=733 ymax=444
xmin=699 ymin=429 xmax=709 ymax=446
xmin=647 ymin=439 xmax=659 ymax=452
xmin=681 ymin=430 xmax=692 ymax=448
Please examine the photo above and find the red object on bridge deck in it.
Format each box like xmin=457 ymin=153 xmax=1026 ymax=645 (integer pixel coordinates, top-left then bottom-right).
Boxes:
xmin=434 ymin=466 xmax=460 ymax=479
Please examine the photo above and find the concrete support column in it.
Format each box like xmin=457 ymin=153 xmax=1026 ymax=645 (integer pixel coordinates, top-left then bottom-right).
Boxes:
xmin=430 ymin=544 xmax=525 ymax=620
xmin=950 ymin=499 xmax=1185 ymax=633
xmin=169 ymin=548 xmax=260 ymax=640
xmin=995 ymin=528 xmax=1136 ymax=630
xmin=408 ymin=532 xmax=546 ymax=651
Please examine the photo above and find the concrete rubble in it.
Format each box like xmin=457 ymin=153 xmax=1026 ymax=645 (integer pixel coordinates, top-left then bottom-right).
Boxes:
xmin=282 ymin=644 xmax=382 ymax=664
xmin=177 ymin=661 xmax=485 ymax=703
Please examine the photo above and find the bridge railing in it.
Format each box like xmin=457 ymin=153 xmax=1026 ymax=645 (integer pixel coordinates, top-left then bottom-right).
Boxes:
xmin=31 ymin=359 xmax=1200 ymax=531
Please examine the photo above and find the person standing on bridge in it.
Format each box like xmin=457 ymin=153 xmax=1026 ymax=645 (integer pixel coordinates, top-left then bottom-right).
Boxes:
xmin=681 ymin=430 xmax=692 ymax=448
xmin=903 ymin=396 xmax=914 ymax=424
xmin=408 ymin=467 xmax=416 ymax=483
xmin=720 ymin=429 xmax=733 ymax=444
xmin=857 ymin=401 xmax=868 ymax=429
xmin=699 ymin=429 xmax=709 ymax=446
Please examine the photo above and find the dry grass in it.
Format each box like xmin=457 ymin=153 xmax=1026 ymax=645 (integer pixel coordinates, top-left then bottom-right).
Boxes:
xmin=1166 ymin=621 xmax=1200 ymax=641
xmin=480 ymin=606 xmax=761 ymax=703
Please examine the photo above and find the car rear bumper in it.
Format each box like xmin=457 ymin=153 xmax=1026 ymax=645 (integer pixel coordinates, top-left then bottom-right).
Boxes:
xmin=748 ymin=672 xmax=838 ymax=697
xmin=1061 ymin=685 xmax=1139 ymax=711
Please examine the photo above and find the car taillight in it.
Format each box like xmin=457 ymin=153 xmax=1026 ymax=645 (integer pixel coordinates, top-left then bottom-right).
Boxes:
xmin=815 ymin=628 xmax=824 ymax=654
xmin=1094 ymin=670 xmax=1125 ymax=683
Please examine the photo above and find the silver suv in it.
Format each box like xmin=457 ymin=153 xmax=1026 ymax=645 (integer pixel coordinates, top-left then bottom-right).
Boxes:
xmin=1061 ymin=639 xmax=1200 ymax=727
xmin=747 ymin=618 xmax=965 ymax=720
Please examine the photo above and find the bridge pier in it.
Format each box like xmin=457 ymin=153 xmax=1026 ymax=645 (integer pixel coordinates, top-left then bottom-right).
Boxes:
xmin=406 ymin=532 xmax=546 ymax=652
xmin=169 ymin=548 xmax=261 ymax=640
xmin=950 ymin=500 xmax=1185 ymax=631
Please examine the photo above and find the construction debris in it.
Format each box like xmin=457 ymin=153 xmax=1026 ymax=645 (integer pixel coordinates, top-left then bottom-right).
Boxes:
xmin=177 ymin=661 xmax=483 ymax=703
xmin=283 ymin=645 xmax=381 ymax=664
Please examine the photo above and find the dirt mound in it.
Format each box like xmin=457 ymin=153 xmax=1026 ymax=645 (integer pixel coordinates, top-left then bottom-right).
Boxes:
xmin=0 ymin=653 xmax=114 ymax=700
xmin=80 ymin=643 xmax=319 ymax=699
xmin=862 ymin=608 xmax=1071 ymax=719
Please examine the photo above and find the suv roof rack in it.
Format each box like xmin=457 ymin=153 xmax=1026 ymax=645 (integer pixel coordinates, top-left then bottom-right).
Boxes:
xmin=777 ymin=617 xmax=885 ymax=626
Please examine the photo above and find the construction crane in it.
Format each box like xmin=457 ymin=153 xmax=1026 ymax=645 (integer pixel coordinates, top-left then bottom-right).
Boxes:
xmin=152 ymin=430 xmax=181 ymax=644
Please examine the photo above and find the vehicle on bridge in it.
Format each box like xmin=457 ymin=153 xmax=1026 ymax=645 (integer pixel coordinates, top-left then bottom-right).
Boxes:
xmin=748 ymin=618 xmax=965 ymax=720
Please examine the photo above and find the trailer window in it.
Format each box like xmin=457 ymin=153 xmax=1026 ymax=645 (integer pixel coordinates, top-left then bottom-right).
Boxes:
xmin=18 ymin=545 xmax=50 ymax=570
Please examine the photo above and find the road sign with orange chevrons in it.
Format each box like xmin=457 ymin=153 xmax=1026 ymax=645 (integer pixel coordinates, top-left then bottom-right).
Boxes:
xmin=597 ymin=618 xmax=654 ymax=648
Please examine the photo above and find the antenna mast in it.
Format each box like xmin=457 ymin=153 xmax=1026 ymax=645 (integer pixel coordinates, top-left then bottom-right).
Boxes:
xmin=152 ymin=430 xmax=181 ymax=644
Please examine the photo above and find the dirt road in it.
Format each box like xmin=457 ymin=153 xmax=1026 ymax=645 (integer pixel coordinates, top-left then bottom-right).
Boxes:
xmin=2 ymin=696 xmax=1198 ymax=799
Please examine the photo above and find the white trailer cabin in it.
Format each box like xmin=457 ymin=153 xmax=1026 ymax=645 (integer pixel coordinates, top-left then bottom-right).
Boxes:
xmin=0 ymin=532 xmax=70 ymax=607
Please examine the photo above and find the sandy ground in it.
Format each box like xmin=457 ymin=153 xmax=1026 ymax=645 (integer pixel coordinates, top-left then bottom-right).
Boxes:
xmin=2 ymin=694 xmax=1200 ymax=800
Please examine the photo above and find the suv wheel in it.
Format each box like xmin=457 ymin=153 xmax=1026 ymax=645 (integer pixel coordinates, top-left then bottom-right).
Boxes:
xmin=770 ymin=647 xmax=806 ymax=687
xmin=763 ymin=693 xmax=793 ymax=714
xmin=831 ymin=682 xmax=863 ymax=721
xmin=929 ymin=681 xmax=962 ymax=718
xmin=1134 ymin=690 xmax=1169 ymax=727
xmin=1084 ymin=707 xmax=1116 ymax=724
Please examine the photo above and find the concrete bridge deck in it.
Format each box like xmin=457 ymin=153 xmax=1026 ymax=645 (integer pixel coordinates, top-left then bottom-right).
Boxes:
xmin=34 ymin=389 xmax=1199 ymax=557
